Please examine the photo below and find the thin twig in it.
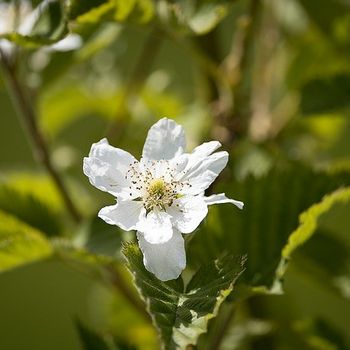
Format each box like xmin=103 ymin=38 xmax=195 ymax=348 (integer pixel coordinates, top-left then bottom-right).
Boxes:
xmin=0 ymin=49 xmax=82 ymax=223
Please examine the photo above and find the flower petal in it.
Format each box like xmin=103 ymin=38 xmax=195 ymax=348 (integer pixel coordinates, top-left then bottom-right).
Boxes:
xmin=137 ymin=230 xmax=186 ymax=281
xmin=142 ymin=118 xmax=186 ymax=160
xmin=205 ymin=193 xmax=244 ymax=209
xmin=168 ymin=195 xmax=208 ymax=234
xmin=137 ymin=210 xmax=173 ymax=244
xmin=98 ymin=200 xmax=145 ymax=231
xmin=181 ymin=150 xmax=229 ymax=195
xmin=191 ymin=141 xmax=222 ymax=157
xmin=83 ymin=138 xmax=138 ymax=199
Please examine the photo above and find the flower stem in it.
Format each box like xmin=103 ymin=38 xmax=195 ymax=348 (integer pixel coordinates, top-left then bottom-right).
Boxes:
xmin=0 ymin=49 xmax=82 ymax=224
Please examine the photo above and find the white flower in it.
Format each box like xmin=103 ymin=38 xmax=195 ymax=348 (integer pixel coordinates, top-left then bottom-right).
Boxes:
xmin=0 ymin=0 xmax=81 ymax=55
xmin=84 ymin=118 xmax=243 ymax=281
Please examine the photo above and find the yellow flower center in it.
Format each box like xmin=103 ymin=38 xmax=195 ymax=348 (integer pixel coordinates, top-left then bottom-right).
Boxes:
xmin=144 ymin=178 xmax=177 ymax=212
xmin=148 ymin=178 xmax=166 ymax=198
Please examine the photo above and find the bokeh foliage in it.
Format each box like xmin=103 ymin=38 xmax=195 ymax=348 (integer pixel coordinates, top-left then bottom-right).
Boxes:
xmin=0 ymin=0 xmax=350 ymax=349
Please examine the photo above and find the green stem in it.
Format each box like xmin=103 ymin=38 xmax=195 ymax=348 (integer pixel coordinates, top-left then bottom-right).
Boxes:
xmin=0 ymin=49 xmax=82 ymax=223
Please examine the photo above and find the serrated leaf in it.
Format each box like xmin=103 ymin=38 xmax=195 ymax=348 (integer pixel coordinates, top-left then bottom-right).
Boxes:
xmin=123 ymin=242 xmax=245 ymax=350
xmin=188 ymin=165 xmax=350 ymax=292
xmin=0 ymin=210 xmax=53 ymax=272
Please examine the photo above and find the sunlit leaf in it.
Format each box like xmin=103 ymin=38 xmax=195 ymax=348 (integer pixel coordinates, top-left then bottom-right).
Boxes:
xmin=123 ymin=242 xmax=245 ymax=350
xmin=0 ymin=211 xmax=53 ymax=272
xmin=0 ymin=184 xmax=62 ymax=237
xmin=66 ymin=0 xmax=155 ymax=25
xmin=275 ymin=187 xmax=350 ymax=285
xmin=3 ymin=173 xmax=64 ymax=213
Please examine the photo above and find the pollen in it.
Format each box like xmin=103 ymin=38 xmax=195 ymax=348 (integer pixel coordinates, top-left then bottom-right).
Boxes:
xmin=124 ymin=159 xmax=191 ymax=212
xmin=144 ymin=177 xmax=175 ymax=211
xmin=148 ymin=178 xmax=166 ymax=198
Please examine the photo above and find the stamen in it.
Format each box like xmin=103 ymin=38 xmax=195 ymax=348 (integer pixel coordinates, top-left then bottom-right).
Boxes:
xmin=125 ymin=159 xmax=187 ymax=212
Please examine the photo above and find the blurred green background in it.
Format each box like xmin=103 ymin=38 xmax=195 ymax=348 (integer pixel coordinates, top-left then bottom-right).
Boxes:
xmin=0 ymin=0 xmax=350 ymax=349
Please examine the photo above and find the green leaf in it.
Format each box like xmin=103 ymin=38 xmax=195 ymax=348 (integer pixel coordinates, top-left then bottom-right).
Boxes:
xmin=187 ymin=165 xmax=350 ymax=292
xmin=0 ymin=184 xmax=62 ymax=237
xmin=275 ymin=187 xmax=350 ymax=284
xmin=66 ymin=0 xmax=155 ymax=25
xmin=3 ymin=173 xmax=65 ymax=213
xmin=123 ymin=242 xmax=245 ymax=350
xmin=0 ymin=210 xmax=53 ymax=272
xmin=0 ymin=32 xmax=61 ymax=48
xmin=38 ymin=83 xmax=117 ymax=137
